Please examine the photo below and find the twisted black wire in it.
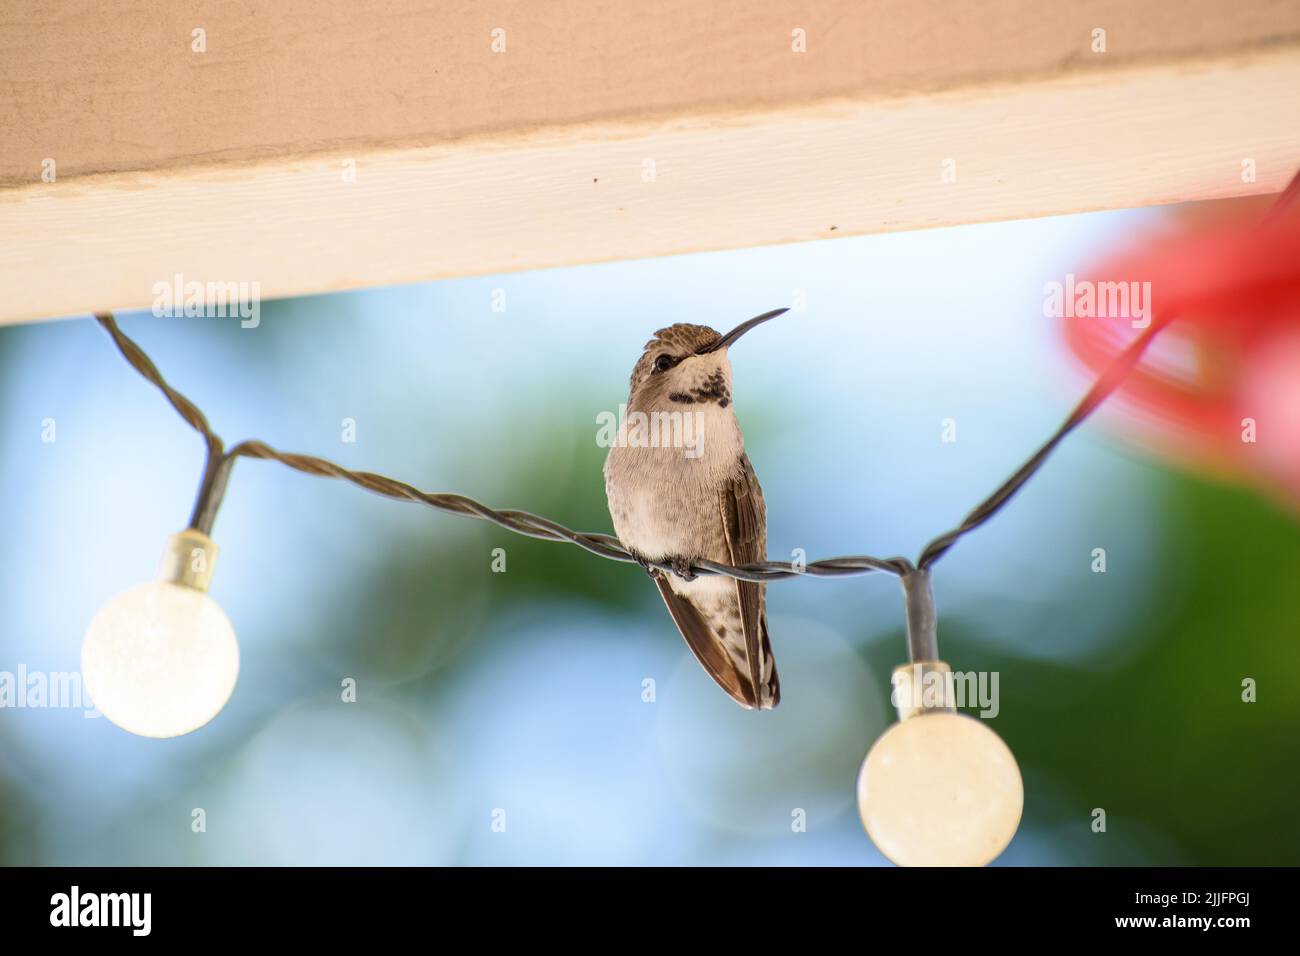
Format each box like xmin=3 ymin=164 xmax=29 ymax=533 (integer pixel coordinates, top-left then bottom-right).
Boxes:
xmin=916 ymin=312 xmax=1171 ymax=568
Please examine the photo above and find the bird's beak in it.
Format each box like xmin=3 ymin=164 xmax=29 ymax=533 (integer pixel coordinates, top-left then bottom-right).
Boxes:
xmin=694 ymin=308 xmax=789 ymax=354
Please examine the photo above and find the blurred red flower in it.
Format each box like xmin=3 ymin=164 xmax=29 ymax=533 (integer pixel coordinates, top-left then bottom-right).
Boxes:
xmin=1063 ymin=191 xmax=1300 ymax=507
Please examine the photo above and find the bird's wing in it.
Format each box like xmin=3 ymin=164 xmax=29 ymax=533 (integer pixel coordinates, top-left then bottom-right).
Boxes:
xmin=718 ymin=453 xmax=780 ymax=709
xmin=651 ymin=572 xmax=755 ymax=707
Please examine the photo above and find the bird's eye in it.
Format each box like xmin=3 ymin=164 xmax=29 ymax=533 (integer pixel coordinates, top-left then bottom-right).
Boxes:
xmin=653 ymin=354 xmax=676 ymax=373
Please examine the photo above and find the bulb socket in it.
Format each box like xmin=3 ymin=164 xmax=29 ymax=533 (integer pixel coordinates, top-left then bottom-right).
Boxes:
xmin=158 ymin=529 xmax=219 ymax=592
xmin=891 ymin=660 xmax=957 ymax=721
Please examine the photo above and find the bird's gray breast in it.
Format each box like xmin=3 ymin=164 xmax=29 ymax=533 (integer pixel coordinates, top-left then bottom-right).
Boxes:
xmin=605 ymin=444 xmax=737 ymax=562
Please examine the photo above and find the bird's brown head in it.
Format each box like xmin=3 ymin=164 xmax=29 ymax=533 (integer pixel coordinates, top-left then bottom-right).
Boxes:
xmin=626 ymin=309 xmax=787 ymax=411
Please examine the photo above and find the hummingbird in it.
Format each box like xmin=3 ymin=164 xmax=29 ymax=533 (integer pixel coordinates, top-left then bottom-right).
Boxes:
xmin=604 ymin=308 xmax=787 ymax=710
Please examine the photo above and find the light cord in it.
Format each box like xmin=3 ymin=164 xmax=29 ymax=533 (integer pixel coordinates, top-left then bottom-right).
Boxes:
xmin=88 ymin=305 xmax=1157 ymax=583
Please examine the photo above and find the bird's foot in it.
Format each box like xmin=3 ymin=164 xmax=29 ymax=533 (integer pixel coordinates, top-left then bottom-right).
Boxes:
xmin=670 ymin=555 xmax=698 ymax=582
xmin=628 ymin=549 xmax=656 ymax=575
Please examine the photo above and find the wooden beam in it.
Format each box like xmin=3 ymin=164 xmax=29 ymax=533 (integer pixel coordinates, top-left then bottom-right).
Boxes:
xmin=2 ymin=2 xmax=1299 ymax=325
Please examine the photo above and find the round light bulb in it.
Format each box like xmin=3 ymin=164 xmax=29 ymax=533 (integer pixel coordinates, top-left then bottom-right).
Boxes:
xmin=857 ymin=712 xmax=1022 ymax=867
xmin=82 ymin=532 xmax=239 ymax=738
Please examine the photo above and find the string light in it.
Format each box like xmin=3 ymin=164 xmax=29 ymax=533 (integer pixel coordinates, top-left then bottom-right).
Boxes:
xmin=857 ymin=571 xmax=1022 ymax=866
xmin=79 ymin=172 xmax=1294 ymax=860
xmin=82 ymin=449 xmax=238 ymax=738
xmin=82 ymin=530 xmax=239 ymax=738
